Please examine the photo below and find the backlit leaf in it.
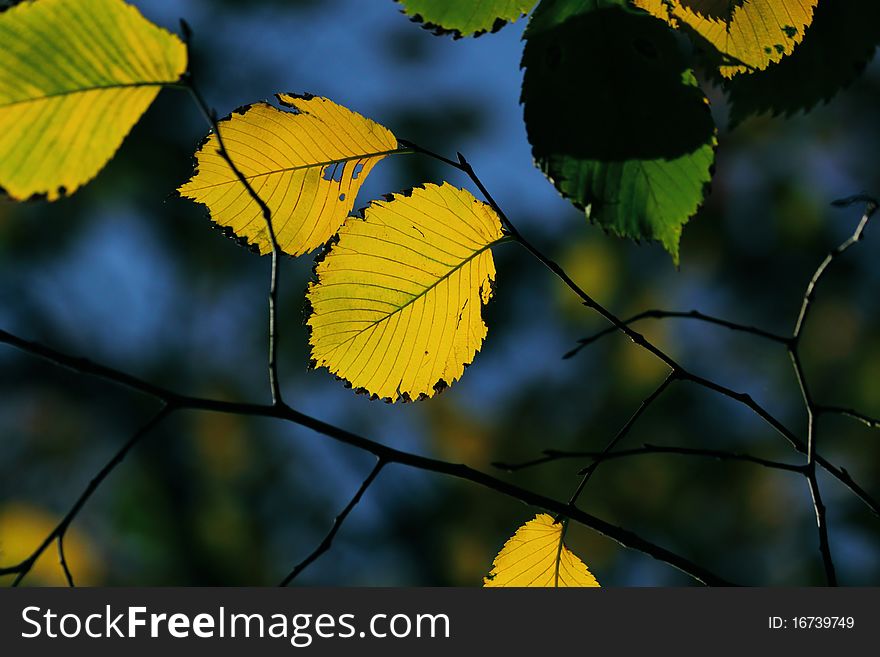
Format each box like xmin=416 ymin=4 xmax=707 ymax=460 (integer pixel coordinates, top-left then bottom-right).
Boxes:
xmin=0 ymin=502 xmax=103 ymax=586
xmin=484 ymin=514 xmax=600 ymax=587
xmin=397 ymin=0 xmax=539 ymax=37
xmin=179 ymin=94 xmax=399 ymax=257
xmin=632 ymin=0 xmax=819 ymax=78
xmin=522 ymin=0 xmax=717 ymax=264
xmin=0 ymin=0 xmax=187 ymax=200
xmin=307 ymin=183 xmax=504 ymax=402
xmin=725 ymin=0 xmax=880 ymax=124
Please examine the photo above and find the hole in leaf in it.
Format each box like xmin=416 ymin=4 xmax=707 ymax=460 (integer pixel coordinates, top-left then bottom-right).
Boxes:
xmin=322 ymin=162 xmax=344 ymax=182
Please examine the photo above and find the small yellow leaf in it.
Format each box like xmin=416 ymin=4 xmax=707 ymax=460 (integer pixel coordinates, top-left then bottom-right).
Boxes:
xmin=0 ymin=0 xmax=187 ymax=200
xmin=633 ymin=0 xmax=818 ymax=78
xmin=0 ymin=502 xmax=103 ymax=586
xmin=179 ymin=94 xmax=399 ymax=256
xmin=484 ymin=514 xmax=600 ymax=587
xmin=307 ymin=183 xmax=503 ymax=401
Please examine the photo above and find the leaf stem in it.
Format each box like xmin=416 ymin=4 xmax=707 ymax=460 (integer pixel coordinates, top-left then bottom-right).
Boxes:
xmin=178 ymin=43 xmax=284 ymax=407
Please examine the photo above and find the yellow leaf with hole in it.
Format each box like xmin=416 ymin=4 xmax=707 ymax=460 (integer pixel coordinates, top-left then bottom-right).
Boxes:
xmin=307 ymin=183 xmax=503 ymax=401
xmin=484 ymin=514 xmax=600 ymax=587
xmin=0 ymin=0 xmax=187 ymax=200
xmin=179 ymin=94 xmax=399 ymax=256
xmin=633 ymin=0 xmax=818 ymax=78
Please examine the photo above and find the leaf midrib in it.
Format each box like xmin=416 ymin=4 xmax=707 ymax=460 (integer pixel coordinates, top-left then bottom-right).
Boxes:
xmin=320 ymin=237 xmax=505 ymax=356
xmin=182 ymin=148 xmax=407 ymax=192
xmin=0 ymin=80 xmax=174 ymax=109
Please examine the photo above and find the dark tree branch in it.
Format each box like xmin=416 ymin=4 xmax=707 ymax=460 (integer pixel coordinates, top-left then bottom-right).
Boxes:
xmin=179 ymin=33 xmax=283 ymax=407
xmin=0 ymin=333 xmax=731 ymax=586
xmin=564 ymin=309 xmax=789 ymax=359
xmin=817 ymin=406 xmax=880 ymax=430
xmin=406 ymin=143 xmax=879 ymax=585
xmin=279 ymin=459 xmax=386 ymax=586
xmin=568 ymin=372 xmax=677 ymax=507
xmin=0 ymin=406 xmax=170 ymax=585
xmin=780 ymin=197 xmax=877 ymax=586
xmin=0 ymin=330 xmax=730 ymax=586
xmin=57 ymin=535 xmax=75 ymax=587
xmin=402 ymin=145 xmax=880 ymax=518
xmin=495 ymin=444 xmax=806 ymax=475
xmin=793 ymin=196 xmax=877 ymax=341
xmin=2 ymin=49 xmax=874 ymax=587
xmin=790 ymin=325 xmax=836 ymax=585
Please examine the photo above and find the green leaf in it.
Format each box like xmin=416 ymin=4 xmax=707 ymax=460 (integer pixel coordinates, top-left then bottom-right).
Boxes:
xmin=725 ymin=0 xmax=880 ymax=125
xmin=522 ymin=0 xmax=717 ymax=264
xmin=0 ymin=0 xmax=187 ymax=201
xmin=396 ymin=0 xmax=539 ymax=37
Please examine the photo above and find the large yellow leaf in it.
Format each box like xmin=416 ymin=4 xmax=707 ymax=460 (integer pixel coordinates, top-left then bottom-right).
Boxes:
xmin=484 ymin=514 xmax=600 ymax=587
xmin=307 ymin=183 xmax=503 ymax=402
xmin=0 ymin=0 xmax=187 ymax=200
xmin=179 ymin=94 xmax=399 ymax=257
xmin=633 ymin=0 xmax=818 ymax=78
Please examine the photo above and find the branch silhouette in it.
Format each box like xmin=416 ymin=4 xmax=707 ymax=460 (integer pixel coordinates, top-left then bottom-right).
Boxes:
xmin=563 ymin=309 xmax=789 ymax=360
xmin=2 ymin=36 xmax=876 ymax=586
xmin=0 ymin=330 xmax=732 ymax=586
xmin=561 ymin=195 xmax=879 ymax=585
xmin=180 ymin=23 xmax=284 ymax=407
xmin=279 ymin=459 xmax=386 ymax=586
xmin=818 ymin=406 xmax=880 ymax=430
xmin=411 ymin=142 xmax=878 ymax=522
xmin=494 ymin=444 xmax=806 ymax=475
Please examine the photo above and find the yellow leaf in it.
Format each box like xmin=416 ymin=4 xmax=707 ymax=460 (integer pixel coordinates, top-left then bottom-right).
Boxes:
xmin=633 ymin=0 xmax=818 ymax=78
xmin=307 ymin=183 xmax=503 ymax=401
xmin=484 ymin=514 xmax=600 ymax=587
xmin=0 ymin=502 xmax=103 ymax=586
xmin=0 ymin=0 xmax=187 ymax=200
xmin=179 ymin=94 xmax=399 ymax=256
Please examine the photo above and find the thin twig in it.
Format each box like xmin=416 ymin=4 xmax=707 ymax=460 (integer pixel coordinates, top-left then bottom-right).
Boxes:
xmin=0 ymin=333 xmax=730 ymax=585
xmin=564 ymin=309 xmax=789 ymax=359
xmin=817 ymin=406 xmax=880 ymax=430
xmin=57 ymin=535 xmax=75 ymax=587
xmin=279 ymin=459 xmax=386 ymax=586
xmin=0 ymin=406 xmax=170 ymax=585
xmin=793 ymin=196 xmax=877 ymax=341
xmin=568 ymin=372 xmax=677 ymax=507
xmin=179 ymin=30 xmax=283 ymax=406
xmin=402 ymin=144 xmax=879 ymax=518
xmin=495 ymin=444 xmax=806 ymax=474
xmin=782 ymin=197 xmax=877 ymax=585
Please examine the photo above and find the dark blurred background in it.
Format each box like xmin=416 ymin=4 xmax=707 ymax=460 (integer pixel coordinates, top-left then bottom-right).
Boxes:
xmin=1 ymin=0 xmax=878 ymax=586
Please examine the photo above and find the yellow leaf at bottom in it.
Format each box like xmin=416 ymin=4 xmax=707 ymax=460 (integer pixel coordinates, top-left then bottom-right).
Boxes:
xmin=484 ymin=514 xmax=600 ymax=587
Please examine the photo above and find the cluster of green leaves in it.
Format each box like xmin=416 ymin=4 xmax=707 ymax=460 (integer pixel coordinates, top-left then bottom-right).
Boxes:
xmin=399 ymin=0 xmax=880 ymax=264
xmin=1 ymin=0 xmax=876 ymax=586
